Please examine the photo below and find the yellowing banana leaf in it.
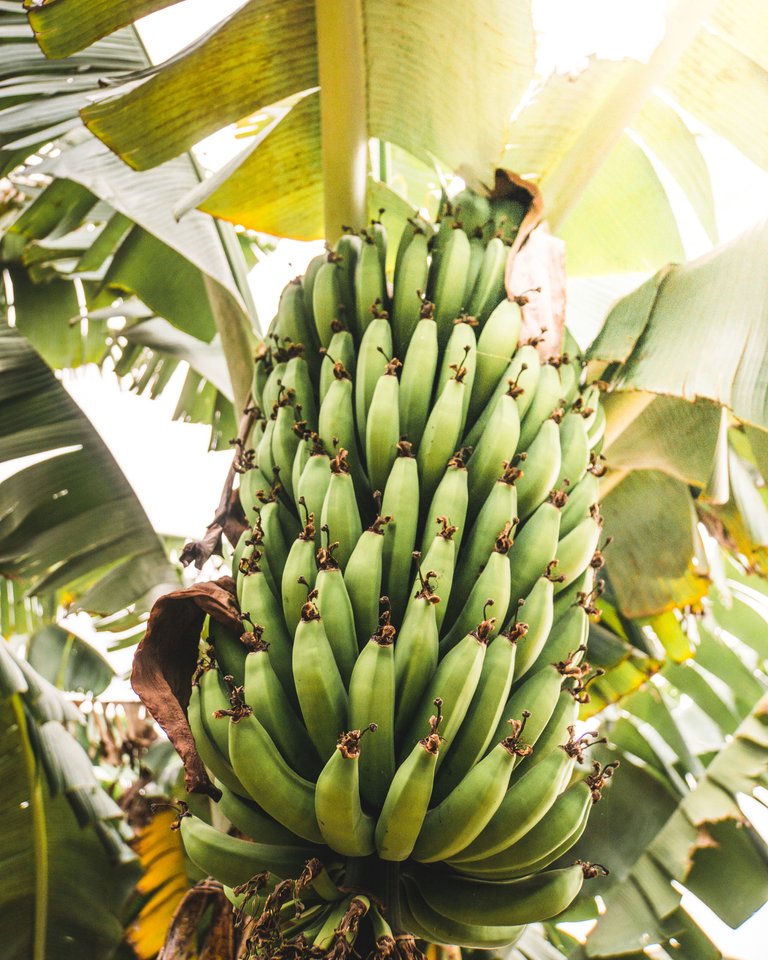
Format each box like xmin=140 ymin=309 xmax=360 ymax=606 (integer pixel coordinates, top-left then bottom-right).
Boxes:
xmin=82 ymin=0 xmax=318 ymax=171
xmin=26 ymin=0 xmax=183 ymax=59
xmin=558 ymin=133 xmax=685 ymax=275
xmin=599 ymin=470 xmax=709 ymax=618
xmin=588 ymin=218 xmax=768 ymax=432
xmin=126 ymin=808 xmax=190 ymax=960
xmin=0 ymin=644 xmax=139 ymax=960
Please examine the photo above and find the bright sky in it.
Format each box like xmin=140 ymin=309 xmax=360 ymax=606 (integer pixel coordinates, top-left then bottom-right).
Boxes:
xmin=53 ymin=6 xmax=768 ymax=954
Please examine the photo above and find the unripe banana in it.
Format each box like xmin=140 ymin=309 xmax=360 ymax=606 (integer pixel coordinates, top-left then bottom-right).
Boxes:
xmin=320 ymin=327 xmax=356 ymax=403
xmin=348 ymin=619 xmax=396 ymax=807
xmin=514 ymin=416 xmax=562 ymax=521
xmin=394 ymin=572 xmax=440 ymax=739
xmin=434 ymin=626 xmax=522 ymax=800
xmin=296 ymin=440 xmax=331 ymax=544
xmin=464 ymin=343 xmax=541 ymax=448
xmin=334 ymin=231 xmax=361 ymax=338
xmin=429 ymin=226 xmax=471 ymax=346
xmin=466 ymin=387 xmax=521 ymax=516
xmin=556 ymin=406 xmax=591 ymax=489
xmin=365 ymin=359 xmax=401 ymax=492
xmin=354 ymin=311 xmax=392 ymax=440
xmin=517 ymin=361 xmax=563 ymax=452
xmin=217 ymin=785 xmax=307 ymax=847
xmin=468 ymin=298 xmax=523 ymax=423
xmin=239 ymin=555 xmax=293 ymax=695
xmin=392 ymin=228 xmax=429 ymax=354
xmin=272 ymin=280 xmax=321 ymax=379
xmin=399 ymin=307 xmax=439 ymax=449
xmin=376 ymin=710 xmax=442 ymax=861
xmin=559 ymin=468 xmax=600 ymax=537
xmin=554 ymin=512 xmax=602 ymax=592
xmin=506 ymin=491 xmax=565 ymax=609
xmin=416 ymin=517 xmax=457 ymax=630
xmin=207 ymin=616 xmax=247 ymax=686
xmin=417 ymin=374 xmax=467 ymax=504
xmin=318 ymin=365 xmax=367 ymax=495
xmin=320 ymin=451 xmax=363 ymax=570
xmin=355 ymin=233 xmax=387 ymax=336
xmin=449 ymin=464 xmax=518 ymax=614
xmin=466 ymin=235 xmax=507 ymax=326
xmin=510 ymin=574 xmax=556 ymax=681
xmin=315 ymin=728 xmax=377 ymax=855
xmin=228 ymin=706 xmax=324 ymax=843
xmin=292 ymin=599 xmax=348 ymax=760
xmin=412 ymin=727 xmax=531 ymax=863
xmin=313 ymin=256 xmax=343 ymax=348
xmin=420 ymin=448 xmax=470 ymax=558
xmin=314 ymin=543 xmax=358 ymax=686
xmin=381 ymin=442 xmax=420 ymax=620
xmin=404 ymin=617 xmax=492 ymax=764
xmin=453 ymin=189 xmax=492 ymax=237
xmin=344 ymin=515 xmax=392 ymax=643
xmin=243 ymin=635 xmax=321 ymax=776
xmin=436 ymin=317 xmax=477 ymax=421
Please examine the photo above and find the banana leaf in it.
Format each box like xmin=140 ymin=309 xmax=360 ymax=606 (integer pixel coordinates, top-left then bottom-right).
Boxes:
xmin=0 ymin=641 xmax=140 ymax=960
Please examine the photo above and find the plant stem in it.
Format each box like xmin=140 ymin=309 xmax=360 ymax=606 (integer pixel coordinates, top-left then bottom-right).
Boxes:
xmin=315 ymin=0 xmax=368 ymax=241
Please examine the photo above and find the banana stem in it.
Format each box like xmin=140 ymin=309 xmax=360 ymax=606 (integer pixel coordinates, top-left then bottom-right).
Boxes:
xmin=315 ymin=0 xmax=368 ymax=240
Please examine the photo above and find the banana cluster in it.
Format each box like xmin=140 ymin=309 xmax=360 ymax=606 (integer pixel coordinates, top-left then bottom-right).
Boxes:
xmin=183 ymin=197 xmax=616 ymax=957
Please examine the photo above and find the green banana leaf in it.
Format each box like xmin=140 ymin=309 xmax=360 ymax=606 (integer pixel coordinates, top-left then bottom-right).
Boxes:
xmin=26 ymin=623 xmax=114 ymax=696
xmin=559 ymin=582 xmax=768 ymax=959
xmin=0 ymin=320 xmax=179 ymax=613
xmin=0 ymin=641 xmax=140 ymax=960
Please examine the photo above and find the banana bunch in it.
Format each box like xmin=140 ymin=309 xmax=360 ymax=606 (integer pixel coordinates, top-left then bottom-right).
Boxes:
xmin=183 ymin=204 xmax=616 ymax=957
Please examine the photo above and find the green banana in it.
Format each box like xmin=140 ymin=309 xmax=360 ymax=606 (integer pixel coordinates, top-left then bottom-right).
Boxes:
xmin=466 ymin=385 xmax=521 ymax=515
xmin=292 ymin=598 xmax=348 ymax=760
xmin=318 ymin=364 xmax=367 ymax=495
xmin=365 ymin=358 xmax=401 ymax=492
xmin=392 ymin=228 xmax=430 ymax=354
xmin=556 ymin=407 xmax=591 ymax=488
xmin=314 ymin=543 xmax=359 ymax=686
xmin=217 ymin=785 xmax=307 ymax=847
xmin=430 ymin=226 xmax=471 ymax=345
xmin=416 ymin=517 xmax=457 ymax=630
xmin=320 ymin=327 xmax=356 ymax=403
xmin=407 ymin=862 xmax=591 ymax=926
xmin=439 ymin=528 xmax=513 ymax=654
xmin=448 ymin=742 xmax=573 ymax=864
xmin=517 ymin=360 xmax=563 ymax=452
xmin=239 ymin=553 xmax=293 ymax=695
xmin=243 ymin=637 xmax=321 ymax=776
xmin=436 ymin=317 xmax=477 ymax=421
xmin=334 ymin=230 xmax=361 ymax=338
xmin=313 ymin=255 xmax=343 ymax=347
xmin=399 ymin=305 xmax=439 ymax=448
xmin=180 ymin=814 xmax=320 ymax=888
xmin=559 ymin=468 xmax=600 ymax=537
xmin=404 ymin=616 xmax=492 ymax=763
xmin=468 ymin=298 xmax=523 ymax=423
xmin=464 ymin=343 xmax=541 ymax=448
xmin=282 ymin=353 xmax=318 ymax=430
xmin=510 ymin=574 xmax=555 ymax=681
xmin=270 ymin=395 xmax=301 ymax=504
xmin=296 ymin=440 xmax=331 ymax=544
xmin=355 ymin=233 xmax=387 ymax=336
xmin=401 ymin=875 xmax=525 ymax=949
xmin=281 ymin=510 xmax=317 ymax=638
xmin=344 ymin=515 xmax=392 ymax=643
xmin=207 ymin=616 xmax=247 ymax=686
xmin=394 ymin=571 xmax=440 ymax=739
xmin=453 ymin=189 xmax=492 ymax=236
xmin=376 ymin=708 xmax=442 ymax=861
xmin=554 ymin=512 xmax=602 ymax=592
xmin=354 ymin=310 xmax=392 ymax=440
xmin=520 ymin=688 xmax=580 ymax=772
xmin=506 ymin=491 xmax=564 ymax=608
xmin=449 ymin=463 xmax=518 ymax=614
xmin=466 ymin=235 xmax=507 ymax=326
xmin=315 ymin=727 xmax=377 ymax=855
xmin=456 ymin=761 xmax=617 ymax=880
xmin=380 ymin=442 xmax=420 ymax=620
xmin=188 ymin=668 xmax=248 ymax=798
xmin=348 ymin=618 xmax=396 ymax=807
xmin=412 ymin=725 xmax=531 ymax=863
xmin=490 ymin=659 xmax=571 ymax=753
xmin=420 ymin=448 xmax=470 ymax=558
xmin=434 ymin=625 xmax=522 ymax=798
xmin=320 ymin=450 xmax=363 ymax=570
xmin=417 ymin=372 xmax=468 ymax=504
xmin=514 ymin=416 xmax=562 ymax=521
xmin=301 ymin=253 xmax=326 ymax=333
